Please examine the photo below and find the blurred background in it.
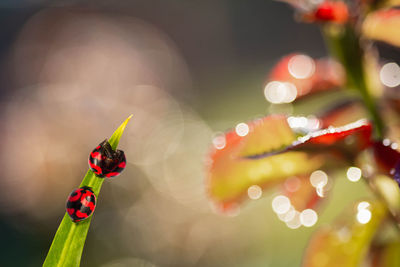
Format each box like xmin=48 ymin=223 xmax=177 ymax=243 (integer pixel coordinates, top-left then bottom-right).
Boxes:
xmin=0 ymin=1 xmax=390 ymax=266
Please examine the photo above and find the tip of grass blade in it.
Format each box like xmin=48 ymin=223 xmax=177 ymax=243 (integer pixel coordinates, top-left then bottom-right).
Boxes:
xmin=109 ymin=115 xmax=133 ymax=150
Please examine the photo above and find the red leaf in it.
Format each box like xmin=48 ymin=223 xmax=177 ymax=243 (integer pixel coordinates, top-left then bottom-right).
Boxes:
xmin=266 ymin=54 xmax=344 ymax=103
xmin=318 ymin=100 xmax=367 ymax=128
xmin=281 ymin=176 xmax=326 ymax=211
xmin=373 ymin=140 xmax=400 ymax=175
xmin=247 ymin=119 xmax=372 ymax=159
xmin=373 ymin=140 xmax=400 ymax=188
xmin=207 ymin=115 xmax=324 ymax=213
xmin=373 ymin=141 xmax=400 ymax=188
xmin=207 ymin=115 xmax=372 ymax=213
xmin=294 ymin=120 xmax=371 ymax=147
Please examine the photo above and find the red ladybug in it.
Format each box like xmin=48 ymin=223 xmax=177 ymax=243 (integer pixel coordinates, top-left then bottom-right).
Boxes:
xmin=88 ymin=139 xmax=126 ymax=178
xmin=66 ymin=187 xmax=96 ymax=222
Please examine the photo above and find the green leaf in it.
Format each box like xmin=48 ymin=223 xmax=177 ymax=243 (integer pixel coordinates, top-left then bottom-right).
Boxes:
xmin=302 ymin=200 xmax=387 ymax=267
xmin=43 ymin=115 xmax=132 ymax=267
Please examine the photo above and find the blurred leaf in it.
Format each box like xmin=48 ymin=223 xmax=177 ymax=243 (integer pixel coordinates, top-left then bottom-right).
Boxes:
xmin=363 ymin=9 xmax=400 ymax=48
xmin=207 ymin=115 xmax=324 ymax=213
xmin=207 ymin=116 xmax=372 ymax=213
xmin=249 ymin=119 xmax=372 ymax=160
xmin=323 ymin=24 xmax=385 ymax=138
xmin=371 ymin=141 xmax=400 ymax=220
xmin=238 ymin=115 xmax=296 ymax=157
xmin=294 ymin=119 xmax=371 ymax=150
xmin=373 ymin=140 xmax=400 ymax=175
xmin=373 ymin=175 xmax=400 ymax=219
xmin=370 ymin=242 xmax=400 ymax=267
xmin=386 ymin=97 xmax=400 ymax=115
xmin=267 ymin=54 xmax=344 ymax=102
xmin=43 ymin=115 xmax=132 ymax=267
xmin=302 ymin=200 xmax=387 ymax=267
xmin=318 ymin=100 xmax=368 ymax=128
xmin=281 ymin=176 xmax=324 ymax=211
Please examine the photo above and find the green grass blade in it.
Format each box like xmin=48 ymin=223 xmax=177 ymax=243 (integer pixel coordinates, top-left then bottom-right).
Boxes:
xmin=43 ymin=115 xmax=132 ymax=267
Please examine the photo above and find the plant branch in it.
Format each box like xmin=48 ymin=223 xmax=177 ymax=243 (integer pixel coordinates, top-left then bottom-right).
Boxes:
xmin=322 ymin=24 xmax=400 ymax=233
xmin=322 ymin=25 xmax=385 ymax=139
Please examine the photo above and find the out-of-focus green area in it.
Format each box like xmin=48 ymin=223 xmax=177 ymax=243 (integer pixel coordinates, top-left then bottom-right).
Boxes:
xmin=0 ymin=1 xmax=377 ymax=266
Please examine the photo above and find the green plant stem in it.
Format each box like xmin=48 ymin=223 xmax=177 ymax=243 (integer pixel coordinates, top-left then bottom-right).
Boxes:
xmin=323 ymin=25 xmax=400 ymax=232
xmin=322 ymin=25 xmax=385 ymax=139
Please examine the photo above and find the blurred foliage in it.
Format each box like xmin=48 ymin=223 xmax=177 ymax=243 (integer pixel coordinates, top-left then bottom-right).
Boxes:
xmin=303 ymin=200 xmax=387 ymax=267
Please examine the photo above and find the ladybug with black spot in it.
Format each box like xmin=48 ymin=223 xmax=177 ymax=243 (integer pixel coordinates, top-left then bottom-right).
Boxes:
xmin=66 ymin=186 xmax=96 ymax=222
xmin=88 ymin=139 xmax=126 ymax=178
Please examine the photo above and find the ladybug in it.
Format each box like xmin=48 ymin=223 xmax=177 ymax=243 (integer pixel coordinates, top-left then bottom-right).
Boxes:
xmin=88 ymin=139 xmax=126 ymax=178
xmin=66 ymin=186 xmax=96 ymax=222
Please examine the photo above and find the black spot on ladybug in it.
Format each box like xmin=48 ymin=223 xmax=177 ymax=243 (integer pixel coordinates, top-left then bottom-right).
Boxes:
xmin=88 ymin=139 xmax=126 ymax=178
xmin=66 ymin=186 xmax=96 ymax=222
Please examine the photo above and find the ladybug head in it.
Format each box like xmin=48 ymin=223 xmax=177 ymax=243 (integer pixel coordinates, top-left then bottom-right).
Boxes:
xmin=89 ymin=139 xmax=126 ymax=178
xmin=101 ymin=142 xmax=125 ymax=172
